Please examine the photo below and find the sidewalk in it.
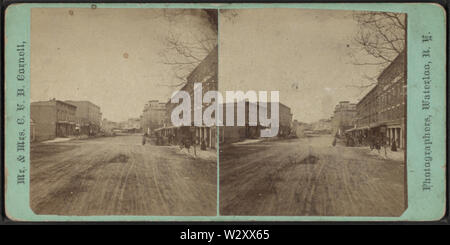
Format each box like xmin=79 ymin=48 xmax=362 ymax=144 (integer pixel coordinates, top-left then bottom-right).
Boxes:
xmin=41 ymin=135 xmax=99 ymax=144
xmin=41 ymin=137 xmax=73 ymax=144
xmin=232 ymin=139 xmax=264 ymax=145
xmin=365 ymin=147 xmax=404 ymax=161
xmin=177 ymin=146 xmax=217 ymax=161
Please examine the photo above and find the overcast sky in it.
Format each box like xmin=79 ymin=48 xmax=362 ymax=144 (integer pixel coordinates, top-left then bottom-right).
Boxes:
xmin=219 ymin=8 xmax=381 ymax=123
xmin=31 ymin=8 xmax=389 ymax=124
xmin=31 ymin=8 xmax=214 ymax=122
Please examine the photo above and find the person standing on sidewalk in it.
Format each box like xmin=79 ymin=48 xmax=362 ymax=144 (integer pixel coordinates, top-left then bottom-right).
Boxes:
xmin=391 ymin=139 xmax=398 ymax=152
xmin=142 ymin=132 xmax=147 ymax=145
xmin=381 ymin=136 xmax=387 ymax=158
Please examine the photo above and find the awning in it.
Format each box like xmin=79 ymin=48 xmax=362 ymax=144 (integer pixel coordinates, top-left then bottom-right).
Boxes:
xmin=387 ymin=125 xmax=402 ymax=129
xmin=372 ymin=122 xmax=387 ymax=128
xmin=154 ymin=126 xmax=179 ymax=131
xmin=346 ymin=126 xmax=369 ymax=132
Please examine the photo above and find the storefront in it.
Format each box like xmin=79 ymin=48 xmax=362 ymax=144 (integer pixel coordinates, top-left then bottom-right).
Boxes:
xmin=346 ymin=123 xmax=404 ymax=150
xmin=386 ymin=124 xmax=404 ymax=149
xmin=56 ymin=121 xmax=75 ymax=137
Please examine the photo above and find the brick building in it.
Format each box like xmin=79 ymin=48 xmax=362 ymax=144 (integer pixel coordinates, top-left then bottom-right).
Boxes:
xmin=219 ymin=101 xmax=293 ymax=143
xmin=158 ymin=45 xmax=218 ymax=149
xmin=30 ymin=99 xmax=77 ymax=141
xmin=141 ymin=100 xmax=166 ymax=135
xmin=331 ymin=101 xmax=356 ymax=137
xmin=348 ymin=51 xmax=406 ymax=149
xmin=65 ymin=100 xmax=102 ymax=136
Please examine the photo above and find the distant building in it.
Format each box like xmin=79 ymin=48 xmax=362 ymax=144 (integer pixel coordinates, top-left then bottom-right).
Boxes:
xmin=219 ymin=102 xmax=249 ymax=143
xmin=101 ymin=118 xmax=119 ymax=133
xmin=331 ymin=101 xmax=356 ymax=136
xmin=291 ymin=120 xmax=303 ymax=138
xmin=278 ymin=103 xmax=294 ymax=136
xmin=126 ymin=118 xmax=141 ymax=130
xmin=349 ymin=51 xmax=406 ymax=149
xmin=311 ymin=118 xmax=332 ymax=134
xmin=31 ymin=99 xmax=77 ymax=141
xmin=164 ymin=98 xmax=176 ymax=128
xmin=291 ymin=120 xmax=312 ymax=138
xmin=122 ymin=118 xmax=141 ymax=133
xmin=65 ymin=100 xmax=102 ymax=136
xmin=141 ymin=100 xmax=166 ymax=134
xmin=219 ymin=101 xmax=293 ymax=143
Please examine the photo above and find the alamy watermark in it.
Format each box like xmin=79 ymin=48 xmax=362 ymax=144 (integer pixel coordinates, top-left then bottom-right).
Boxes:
xmin=170 ymin=83 xmax=280 ymax=137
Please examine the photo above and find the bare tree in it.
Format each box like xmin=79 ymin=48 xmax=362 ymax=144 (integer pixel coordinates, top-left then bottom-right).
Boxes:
xmin=159 ymin=9 xmax=218 ymax=87
xmin=352 ymin=11 xmax=405 ymax=66
xmin=348 ymin=11 xmax=405 ymax=90
xmin=345 ymin=74 xmax=380 ymax=99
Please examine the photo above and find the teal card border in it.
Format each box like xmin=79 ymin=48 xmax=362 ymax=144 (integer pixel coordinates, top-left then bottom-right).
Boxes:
xmin=4 ymin=3 xmax=446 ymax=221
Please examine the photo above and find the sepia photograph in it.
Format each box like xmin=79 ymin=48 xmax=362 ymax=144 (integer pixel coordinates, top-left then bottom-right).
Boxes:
xmin=29 ymin=8 xmax=218 ymax=216
xmin=218 ymin=8 xmax=407 ymax=216
xmin=4 ymin=1 xmax=447 ymax=226
xmin=26 ymin=6 xmax=408 ymax=218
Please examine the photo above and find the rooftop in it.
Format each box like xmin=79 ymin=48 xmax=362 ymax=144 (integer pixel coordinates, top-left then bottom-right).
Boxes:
xmin=31 ymin=99 xmax=77 ymax=109
xmin=65 ymin=100 xmax=100 ymax=109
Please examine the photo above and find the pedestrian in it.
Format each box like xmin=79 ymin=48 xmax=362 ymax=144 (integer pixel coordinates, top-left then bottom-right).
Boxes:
xmin=169 ymin=133 xmax=174 ymax=145
xmin=375 ymin=136 xmax=381 ymax=154
xmin=201 ymin=138 xmax=207 ymax=150
xmin=369 ymin=136 xmax=375 ymax=150
xmin=332 ymin=136 xmax=336 ymax=147
xmin=179 ymin=137 xmax=184 ymax=150
xmin=142 ymin=132 xmax=147 ymax=145
xmin=391 ymin=139 xmax=397 ymax=152
xmin=381 ymin=137 xmax=387 ymax=158
xmin=191 ymin=135 xmax=199 ymax=156
xmin=184 ymin=136 xmax=191 ymax=153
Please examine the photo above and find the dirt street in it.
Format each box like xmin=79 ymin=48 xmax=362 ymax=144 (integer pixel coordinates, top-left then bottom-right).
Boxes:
xmin=219 ymin=135 xmax=406 ymax=216
xmin=30 ymin=135 xmax=216 ymax=216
